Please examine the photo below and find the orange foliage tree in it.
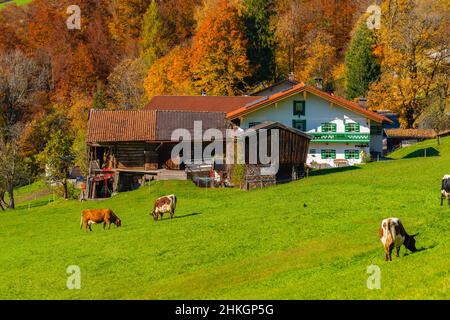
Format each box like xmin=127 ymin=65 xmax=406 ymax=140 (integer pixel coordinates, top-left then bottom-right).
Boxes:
xmin=190 ymin=0 xmax=250 ymax=96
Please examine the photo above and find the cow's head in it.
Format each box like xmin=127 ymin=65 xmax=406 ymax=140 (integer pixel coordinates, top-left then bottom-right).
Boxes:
xmin=151 ymin=210 xmax=159 ymax=221
xmin=115 ymin=218 xmax=122 ymax=227
xmin=405 ymin=233 xmax=418 ymax=252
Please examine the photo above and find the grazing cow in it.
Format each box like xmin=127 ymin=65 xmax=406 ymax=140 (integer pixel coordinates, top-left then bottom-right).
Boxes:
xmin=80 ymin=209 xmax=122 ymax=232
xmin=151 ymin=194 xmax=177 ymax=221
xmin=379 ymin=217 xmax=418 ymax=261
xmin=441 ymin=175 xmax=450 ymax=206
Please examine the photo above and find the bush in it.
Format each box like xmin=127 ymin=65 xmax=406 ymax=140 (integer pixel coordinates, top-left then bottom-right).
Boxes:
xmin=232 ymin=164 xmax=245 ymax=188
xmin=50 ymin=182 xmax=80 ymax=200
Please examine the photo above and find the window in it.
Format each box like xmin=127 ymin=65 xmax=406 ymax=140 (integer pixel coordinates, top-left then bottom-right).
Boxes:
xmin=345 ymin=122 xmax=360 ymax=133
xmin=370 ymin=125 xmax=382 ymax=135
xmin=293 ymin=101 xmax=305 ymax=116
xmin=321 ymin=149 xmax=336 ymax=159
xmin=310 ymin=149 xmax=316 ymax=154
xmin=292 ymin=120 xmax=306 ymax=131
xmin=321 ymin=123 xmax=336 ymax=133
xmin=345 ymin=149 xmax=360 ymax=159
xmin=248 ymin=122 xmax=261 ymax=128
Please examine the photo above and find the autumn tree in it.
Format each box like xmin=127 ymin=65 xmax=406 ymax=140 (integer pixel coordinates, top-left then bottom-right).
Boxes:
xmin=139 ymin=0 xmax=169 ymax=67
xmin=109 ymin=0 xmax=151 ymax=46
xmin=0 ymin=50 xmax=49 ymax=129
xmin=298 ymin=30 xmax=336 ymax=90
xmin=0 ymin=124 xmax=28 ymax=209
xmin=108 ymin=58 xmax=148 ymax=109
xmin=368 ymin=0 xmax=449 ymax=128
xmin=191 ymin=0 xmax=250 ymax=95
xmin=419 ymin=73 xmax=450 ymax=144
xmin=144 ymin=45 xmax=193 ymax=98
xmin=345 ymin=18 xmax=380 ymax=100
xmin=38 ymin=130 xmax=75 ymax=200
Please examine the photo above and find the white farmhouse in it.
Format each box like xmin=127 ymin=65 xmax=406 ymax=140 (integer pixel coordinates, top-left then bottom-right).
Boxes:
xmin=227 ymin=82 xmax=391 ymax=167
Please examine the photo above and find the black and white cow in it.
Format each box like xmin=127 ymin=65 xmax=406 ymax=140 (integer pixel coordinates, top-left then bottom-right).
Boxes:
xmin=379 ymin=217 xmax=418 ymax=261
xmin=441 ymin=175 xmax=450 ymax=206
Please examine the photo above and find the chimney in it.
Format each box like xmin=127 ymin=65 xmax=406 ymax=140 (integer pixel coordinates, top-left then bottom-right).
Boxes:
xmin=313 ymin=77 xmax=323 ymax=90
xmin=288 ymin=72 xmax=295 ymax=82
xmin=357 ymin=97 xmax=367 ymax=109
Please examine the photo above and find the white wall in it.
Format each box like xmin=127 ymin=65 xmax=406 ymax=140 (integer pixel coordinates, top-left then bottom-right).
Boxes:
xmin=307 ymin=143 xmax=370 ymax=167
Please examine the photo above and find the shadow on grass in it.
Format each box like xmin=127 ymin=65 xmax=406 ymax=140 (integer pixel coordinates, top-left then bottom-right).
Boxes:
xmin=156 ymin=212 xmax=202 ymax=221
xmin=173 ymin=212 xmax=202 ymax=220
xmin=309 ymin=165 xmax=361 ymax=177
xmin=402 ymin=147 xmax=440 ymax=159
xmin=403 ymin=243 xmax=438 ymax=256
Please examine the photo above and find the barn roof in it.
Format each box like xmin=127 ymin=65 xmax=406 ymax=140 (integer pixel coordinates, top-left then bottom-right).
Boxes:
xmin=146 ymin=95 xmax=261 ymax=113
xmin=87 ymin=109 xmax=227 ymax=143
xmin=384 ymin=129 xmax=436 ymax=139
xmin=87 ymin=110 xmax=157 ymax=143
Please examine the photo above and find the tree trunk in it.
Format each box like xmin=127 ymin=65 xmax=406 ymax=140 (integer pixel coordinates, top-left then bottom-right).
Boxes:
xmin=7 ymin=188 xmax=15 ymax=209
xmin=0 ymin=199 xmax=4 ymax=211
xmin=63 ymin=181 xmax=69 ymax=200
xmin=0 ymin=191 xmax=8 ymax=209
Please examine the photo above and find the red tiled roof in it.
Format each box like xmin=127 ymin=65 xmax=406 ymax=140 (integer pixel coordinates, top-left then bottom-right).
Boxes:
xmin=227 ymin=84 xmax=393 ymax=123
xmin=146 ymin=95 xmax=261 ymax=113
xmin=87 ymin=110 xmax=157 ymax=143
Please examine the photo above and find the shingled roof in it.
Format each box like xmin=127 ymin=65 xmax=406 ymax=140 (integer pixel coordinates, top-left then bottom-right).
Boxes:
xmin=87 ymin=110 xmax=157 ymax=143
xmin=146 ymin=95 xmax=261 ymax=113
xmin=87 ymin=109 xmax=227 ymax=143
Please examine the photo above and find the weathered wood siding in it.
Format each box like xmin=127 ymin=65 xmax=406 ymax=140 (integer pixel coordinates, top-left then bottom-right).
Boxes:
xmin=116 ymin=143 xmax=146 ymax=170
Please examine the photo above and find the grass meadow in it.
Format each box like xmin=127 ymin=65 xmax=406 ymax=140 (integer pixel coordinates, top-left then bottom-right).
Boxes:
xmin=1 ymin=137 xmax=450 ymax=299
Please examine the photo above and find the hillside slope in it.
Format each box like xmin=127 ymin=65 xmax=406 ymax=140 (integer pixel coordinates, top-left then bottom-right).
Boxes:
xmin=1 ymin=137 xmax=450 ymax=299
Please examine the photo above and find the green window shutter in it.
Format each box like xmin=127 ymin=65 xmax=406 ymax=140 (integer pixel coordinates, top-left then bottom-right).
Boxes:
xmin=355 ymin=150 xmax=360 ymax=159
xmin=345 ymin=150 xmax=349 ymax=159
xmin=332 ymin=123 xmax=337 ymax=132
xmin=293 ymin=120 xmax=306 ymax=131
xmin=293 ymin=101 xmax=305 ymax=116
xmin=321 ymin=150 xmax=326 ymax=159
xmin=332 ymin=150 xmax=336 ymax=159
xmin=345 ymin=123 xmax=360 ymax=133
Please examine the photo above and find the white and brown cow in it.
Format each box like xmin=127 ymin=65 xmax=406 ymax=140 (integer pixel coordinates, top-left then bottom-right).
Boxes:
xmin=441 ymin=175 xmax=450 ymax=206
xmin=151 ymin=194 xmax=177 ymax=221
xmin=379 ymin=217 xmax=418 ymax=261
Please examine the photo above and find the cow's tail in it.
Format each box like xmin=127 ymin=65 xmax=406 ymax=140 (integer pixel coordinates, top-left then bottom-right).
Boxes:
xmin=80 ymin=212 xmax=83 ymax=229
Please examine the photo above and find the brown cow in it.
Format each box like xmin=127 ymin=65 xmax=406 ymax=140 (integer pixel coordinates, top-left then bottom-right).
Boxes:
xmin=379 ymin=217 xmax=418 ymax=261
xmin=151 ymin=194 xmax=177 ymax=221
xmin=80 ymin=209 xmax=122 ymax=232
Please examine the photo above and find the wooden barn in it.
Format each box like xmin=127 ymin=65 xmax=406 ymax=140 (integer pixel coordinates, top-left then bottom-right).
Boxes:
xmin=86 ymin=109 xmax=227 ymax=198
xmin=229 ymin=121 xmax=312 ymax=190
